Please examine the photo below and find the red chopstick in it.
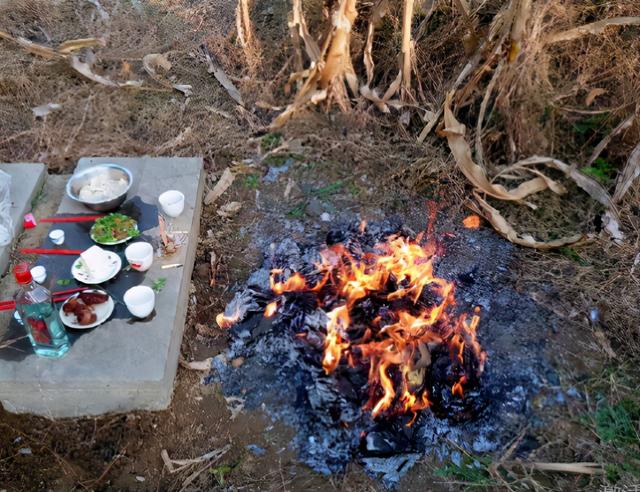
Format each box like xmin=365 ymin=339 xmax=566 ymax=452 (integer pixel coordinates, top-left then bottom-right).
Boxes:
xmin=0 ymin=287 xmax=88 ymax=311
xmin=0 ymin=297 xmax=72 ymax=311
xmin=20 ymin=248 xmax=82 ymax=255
xmin=53 ymin=287 xmax=88 ymax=296
xmin=41 ymin=215 xmax=104 ymax=223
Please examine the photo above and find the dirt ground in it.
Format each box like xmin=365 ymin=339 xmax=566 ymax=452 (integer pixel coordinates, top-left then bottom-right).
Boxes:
xmin=1 ymin=0 xmax=639 ymax=490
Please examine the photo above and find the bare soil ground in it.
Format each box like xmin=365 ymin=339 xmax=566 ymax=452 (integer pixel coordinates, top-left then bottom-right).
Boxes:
xmin=1 ymin=0 xmax=639 ymax=490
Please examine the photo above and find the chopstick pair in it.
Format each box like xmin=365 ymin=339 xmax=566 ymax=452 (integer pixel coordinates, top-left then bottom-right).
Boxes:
xmin=40 ymin=215 xmax=104 ymax=223
xmin=19 ymin=248 xmax=83 ymax=255
xmin=0 ymin=287 xmax=88 ymax=311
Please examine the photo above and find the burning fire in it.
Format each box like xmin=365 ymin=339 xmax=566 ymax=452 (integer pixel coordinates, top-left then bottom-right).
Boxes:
xmin=255 ymin=224 xmax=487 ymax=424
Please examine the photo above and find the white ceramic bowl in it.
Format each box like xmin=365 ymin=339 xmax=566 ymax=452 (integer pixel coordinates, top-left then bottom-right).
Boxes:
xmin=125 ymin=242 xmax=154 ymax=272
xmin=158 ymin=190 xmax=185 ymax=218
xmin=123 ymin=286 xmax=155 ymax=318
xmin=30 ymin=265 xmax=47 ymax=284
xmin=49 ymin=229 xmax=65 ymax=245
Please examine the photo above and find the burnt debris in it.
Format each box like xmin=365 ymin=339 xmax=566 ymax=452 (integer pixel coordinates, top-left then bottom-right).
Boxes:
xmin=207 ymin=217 xmax=557 ymax=486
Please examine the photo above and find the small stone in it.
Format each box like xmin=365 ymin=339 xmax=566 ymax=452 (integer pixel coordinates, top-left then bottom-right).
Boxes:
xmin=306 ymin=198 xmax=324 ymax=217
xmin=18 ymin=448 xmax=32 ymax=455
xmin=135 ymin=476 xmax=145 ymax=482
xmin=231 ymin=357 xmax=245 ymax=368
xmin=246 ymin=444 xmax=266 ymax=456
xmin=320 ymin=212 xmax=331 ymax=222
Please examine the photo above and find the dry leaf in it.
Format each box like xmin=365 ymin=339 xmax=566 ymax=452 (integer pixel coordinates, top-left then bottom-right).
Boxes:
xmin=289 ymin=0 xmax=321 ymax=63
xmin=143 ymin=53 xmax=192 ymax=96
xmin=183 ymin=357 xmax=213 ymax=371
xmin=442 ymin=92 xmax=553 ymax=201
xmin=143 ymin=53 xmax=172 ymax=75
xmin=172 ymin=84 xmax=193 ymax=96
xmin=363 ymin=0 xmax=389 ymax=84
xmin=32 ymin=103 xmax=62 ymax=118
xmin=57 ymin=37 xmax=105 ymax=54
xmin=0 ymin=30 xmax=58 ymax=58
xmin=587 ymin=114 xmax=635 ymax=165
xmin=519 ymin=462 xmax=604 ymax=475
xmin=545 ymin=16 xmax=640 ymax=44
xmin=217 ymin=201 xmax=242 ymax=218
xmin=470 ymin=194 xmax=590 ymax=250
xmin=70 ymin=54 xmax=118 ymax=86
xmin=603 ymin=210 xmax=624 ymax=242
xmin=508 ymin=0 xmax=531 ymax=62
xmin=205 ymin=168 xmax=235 ymax=205
xmin=401 ymin=0 xmax=416 ymax=99
xmin=613 ymin=142 xmax=640 ymax=203
xmin=585 ymin=88 xmax=606 ymax=107
xmin=202 ymin=46 xmax=244 ymax=106
xmin=442 ymin=92 xmax=612 ymax=249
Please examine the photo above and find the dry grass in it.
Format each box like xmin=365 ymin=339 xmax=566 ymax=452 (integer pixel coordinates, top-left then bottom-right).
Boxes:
xmin=0 ymin=0 xmax=252 ymax=173
xmin=0 ymin=0 xmax=639 ymax=489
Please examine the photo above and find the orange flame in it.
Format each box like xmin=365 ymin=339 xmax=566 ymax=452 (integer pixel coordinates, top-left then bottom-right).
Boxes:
xmin=322 ymin=306 xmax=350 ymax=374
xmin=270 ymin=270 xmax=307 ymax=295
xmin=256 ymin=230 xmax=486 ymax=421
xmin=264 ymin=301 xmax=278 ymax=318
xmin=216 ymin=307 xmax=241 ymax=329
xmin=463 ymin=214 xmax=481 ymax=229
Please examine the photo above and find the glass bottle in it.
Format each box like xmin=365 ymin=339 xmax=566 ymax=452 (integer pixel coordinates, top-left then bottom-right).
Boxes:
xmin=13 ymin=263 xmax=70 ymax=358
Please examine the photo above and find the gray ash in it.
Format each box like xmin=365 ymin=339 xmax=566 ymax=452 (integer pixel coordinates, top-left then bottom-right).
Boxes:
xmin=207 ymin=217 xmax=557 ymax=486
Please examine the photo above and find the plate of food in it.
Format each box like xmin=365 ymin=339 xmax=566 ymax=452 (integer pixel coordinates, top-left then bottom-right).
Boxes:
xmin=60 ymin=289 xmax=114 ymax=329
xmin=72 ymin=246 xmax=122 ymax=284
xmin=90 ymin=213 xmax=140 ymax=245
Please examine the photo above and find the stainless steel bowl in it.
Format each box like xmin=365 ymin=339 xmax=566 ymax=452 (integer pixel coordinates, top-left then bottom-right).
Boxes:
xmin=66 ymin=164 xmax=133 ymax=212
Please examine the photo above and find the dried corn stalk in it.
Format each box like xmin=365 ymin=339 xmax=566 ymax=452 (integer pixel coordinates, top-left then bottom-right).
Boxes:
xmin=401 ymin=0 xmax=415 ymax=101
xmin=236 ymin=0 xmax=261 ymax=75
xmin=273 ymin=0 xmax=359 ymax=127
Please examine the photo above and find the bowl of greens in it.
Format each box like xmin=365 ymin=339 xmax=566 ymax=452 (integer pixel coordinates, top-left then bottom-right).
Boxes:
xmin=90 ymin=213 xmax=140 ymax=245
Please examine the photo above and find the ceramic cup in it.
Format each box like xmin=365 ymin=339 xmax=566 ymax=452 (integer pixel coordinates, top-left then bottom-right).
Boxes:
xmin=125 ymin=242 xmax=154 ymax=272
xmin=123 ymin=286 xmax=155 ymax=318
xmin=158 ymin=190 xmax=185 ymax=218
xmin=49 ymin=229 xmax=65 ymax=245
xmin=30 ymin=265 xmax=47 ymax=284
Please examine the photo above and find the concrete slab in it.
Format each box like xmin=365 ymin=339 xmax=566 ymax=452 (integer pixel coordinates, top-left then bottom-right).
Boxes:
xmin=0 ymin=157 xmax=204 ymax=417
xmin=0 ymin=163 xmax=46 ymax=275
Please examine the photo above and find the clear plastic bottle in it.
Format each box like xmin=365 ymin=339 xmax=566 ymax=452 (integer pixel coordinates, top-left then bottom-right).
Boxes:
xmin=13 ymin=263 xmax=70 ymax=358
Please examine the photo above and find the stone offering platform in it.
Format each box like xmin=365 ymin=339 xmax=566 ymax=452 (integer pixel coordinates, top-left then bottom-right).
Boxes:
xmin=0 ymin=163 xmax=46 ymax=275
xmin=0 ymin=157 xmax=203 ymax=417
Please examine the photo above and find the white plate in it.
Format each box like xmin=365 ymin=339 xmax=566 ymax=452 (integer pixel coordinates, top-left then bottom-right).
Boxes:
xmin=59 ymin=290 xmax=115 ymax=330
xmin=71 ymin=252 xmax=122 ymax=284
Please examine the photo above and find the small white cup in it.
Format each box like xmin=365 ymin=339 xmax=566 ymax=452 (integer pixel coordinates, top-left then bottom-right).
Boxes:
xmin=159 ymin=190 xmax=185 ymax=218
xmin=49 ymin=229 xmax=65 ymax=245
xmin=125 ymin=242 xmax=154 ymax=272
xmin=124 ymin=286 xmax=155 ymax=318
xmin=30 ymin=266 xmax=47 ymax=284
